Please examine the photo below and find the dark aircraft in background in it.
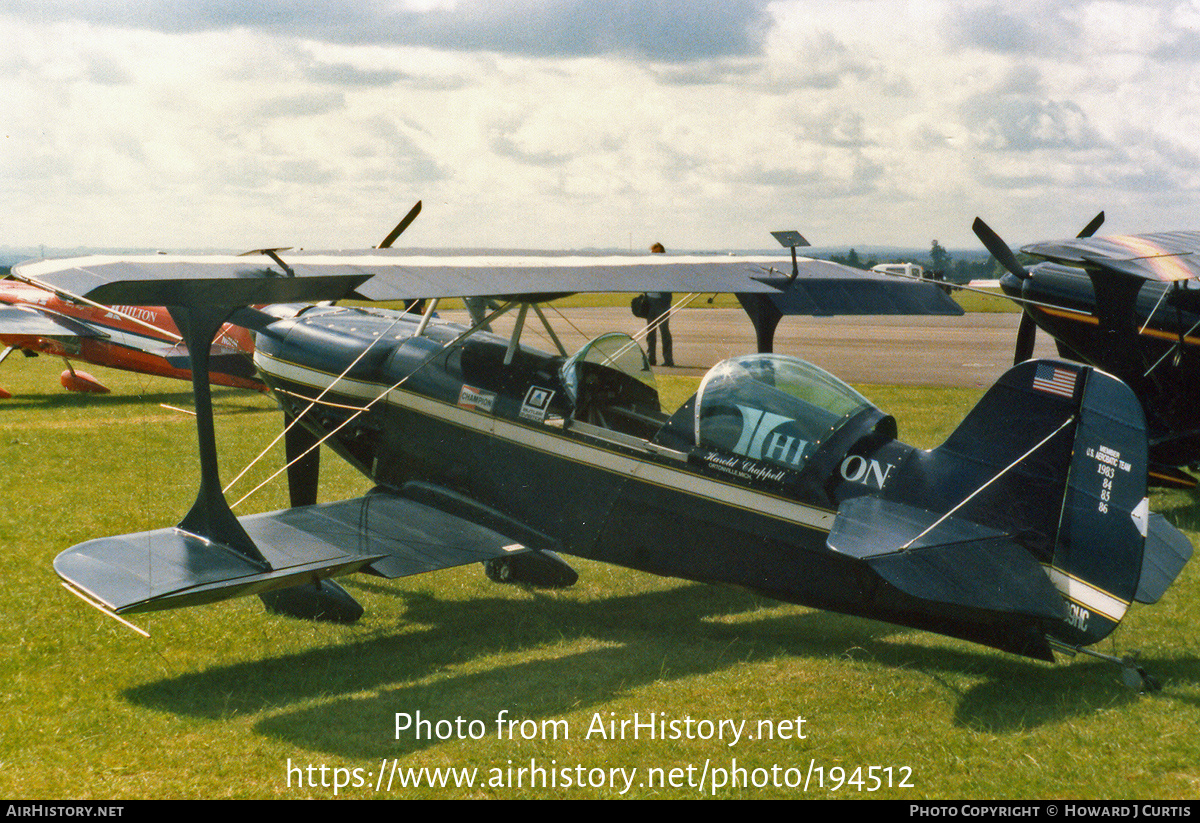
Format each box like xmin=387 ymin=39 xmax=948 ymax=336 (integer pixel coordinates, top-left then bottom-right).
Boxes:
xmin=22 ymin=247 xmax=1189 ymax=688
xmin=973 ymin=215 xmax=1200 ymax=483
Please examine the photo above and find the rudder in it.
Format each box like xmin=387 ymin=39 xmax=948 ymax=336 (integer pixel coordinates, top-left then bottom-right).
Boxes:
xmin=1048 ymin=365 xmax=1149 ymax=645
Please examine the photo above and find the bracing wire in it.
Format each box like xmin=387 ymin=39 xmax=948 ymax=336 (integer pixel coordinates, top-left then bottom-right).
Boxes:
xmin=899 ymin=414 xmax=1077 ymax=550
xmin=222 ymin=301 xmax=420 ymax=495
xmin=230 ymin=300 xmax=517 ymax=509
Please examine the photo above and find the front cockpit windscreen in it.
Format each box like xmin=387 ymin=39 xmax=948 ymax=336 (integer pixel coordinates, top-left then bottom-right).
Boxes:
xmin=560 ymin=332 xmax=657 ymax=402
xmin=692 ymin=354 xmax=874 ymax=471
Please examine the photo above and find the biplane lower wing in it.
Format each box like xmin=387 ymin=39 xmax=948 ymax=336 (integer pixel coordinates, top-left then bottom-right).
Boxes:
xmin=54 ymin=491 xmax=532 ymax=615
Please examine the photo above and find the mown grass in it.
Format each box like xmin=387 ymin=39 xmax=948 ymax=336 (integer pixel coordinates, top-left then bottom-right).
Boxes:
xmin=947 ymin=287 xmax=1019 ymax=313
xmin=0 ymin=353 xmax=1196 ymax=799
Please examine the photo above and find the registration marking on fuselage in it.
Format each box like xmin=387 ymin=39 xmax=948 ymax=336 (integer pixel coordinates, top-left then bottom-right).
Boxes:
xmin=1044 ymin=565 xmax=1128 ymax=624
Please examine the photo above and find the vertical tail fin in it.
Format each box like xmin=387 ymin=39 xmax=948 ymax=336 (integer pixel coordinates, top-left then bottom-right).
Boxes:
xmin=901 ymin=359 xmax=1189 ymax=647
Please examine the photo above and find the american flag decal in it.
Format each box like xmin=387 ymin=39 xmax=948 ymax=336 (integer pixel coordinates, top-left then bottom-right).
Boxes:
xmin=1032 ymin=363 xmax=1077 ymax=398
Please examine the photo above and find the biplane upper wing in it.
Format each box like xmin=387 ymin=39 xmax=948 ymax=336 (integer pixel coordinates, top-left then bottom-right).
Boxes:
xmin=13 ymin=249 xmax=961 ymax=316
xmin=758 ymin=259 xmax=962 ymax=316
xmin=1022 ymin=231 xmax=1200 ymax=282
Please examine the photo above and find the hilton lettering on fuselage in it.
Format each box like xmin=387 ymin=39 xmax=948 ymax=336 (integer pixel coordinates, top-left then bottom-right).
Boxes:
xmin=838 ymin=455 xmax=895 ymax=490
xmin=109 ymin=306 xmax=162 ymax=324
xmin=728 ymin=405 xmax=894 ymax=491
xmin=732 ymin=406 xmax=809 ymax=467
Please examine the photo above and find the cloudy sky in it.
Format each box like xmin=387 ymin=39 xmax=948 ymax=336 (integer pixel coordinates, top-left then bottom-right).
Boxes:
xmin=3 ymin=0 xmax=1199 ymax=253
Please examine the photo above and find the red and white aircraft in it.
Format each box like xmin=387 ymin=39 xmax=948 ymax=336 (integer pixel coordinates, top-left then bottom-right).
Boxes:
xmin=0 ymin=203 xmax=426 ymax=399
xmin=0 ymin=275 xmax=261 ymax=398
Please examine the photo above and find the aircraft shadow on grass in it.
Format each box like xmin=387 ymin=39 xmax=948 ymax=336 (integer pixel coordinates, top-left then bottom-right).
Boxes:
xmin=122 ymin=580 xmax=1200 ymax=755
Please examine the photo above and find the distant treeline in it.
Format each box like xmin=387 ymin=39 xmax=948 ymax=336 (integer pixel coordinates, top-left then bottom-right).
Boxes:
xmin=823 ymin=242 xmax=1003 ymax=283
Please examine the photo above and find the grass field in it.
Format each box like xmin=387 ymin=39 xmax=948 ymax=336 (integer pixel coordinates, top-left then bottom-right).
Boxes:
xmin=0 ymin=352 xmax=1196 ymax=800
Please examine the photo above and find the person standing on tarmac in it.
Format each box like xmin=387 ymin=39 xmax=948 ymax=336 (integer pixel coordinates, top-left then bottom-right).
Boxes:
xmin=644 ymin=242 xmax=673 ymax=367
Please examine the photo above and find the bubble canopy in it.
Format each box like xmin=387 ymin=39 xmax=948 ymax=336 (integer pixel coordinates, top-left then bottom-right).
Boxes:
xmin=688 ymin=354 xmax=877 ymax=471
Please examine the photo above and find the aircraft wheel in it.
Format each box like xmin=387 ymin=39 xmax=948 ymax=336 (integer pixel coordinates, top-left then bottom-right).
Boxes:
xmin=1121 ymin=662 xmax=1162 ymax=693
xmin=484 ymin=558 xmax=513 ymax=584
xmin=484 ymin=552 xmax=578 ymax=587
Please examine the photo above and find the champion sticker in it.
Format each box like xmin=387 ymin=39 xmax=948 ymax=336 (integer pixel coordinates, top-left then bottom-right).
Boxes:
xmin=519 ymin=386 xmax=555 ymax=423
xmin=458 ymin=384 xmax=496 ymax=413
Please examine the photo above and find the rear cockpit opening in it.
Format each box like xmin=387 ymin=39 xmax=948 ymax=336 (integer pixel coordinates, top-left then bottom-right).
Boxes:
xmin=560 ymin=332 xmax=667 ymax=440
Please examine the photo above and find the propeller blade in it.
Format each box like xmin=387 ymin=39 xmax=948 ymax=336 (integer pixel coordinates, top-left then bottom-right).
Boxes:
xmin=972 ymin=217 xmax=1029 ymax=280
xmin=284 ymin=412 xmax=321 ymax=508
xmin=377 ymin=200 xmax=423 ymax=249
xmin=1014 ymin=312 xmax=1037 ymax=364
xmin=1077 ymin=211 xmax=1105 ymax=238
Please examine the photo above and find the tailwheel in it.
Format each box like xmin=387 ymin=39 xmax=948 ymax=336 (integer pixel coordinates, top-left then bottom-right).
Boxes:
xmin=1050 ymin=639 xmax=1162 ymax=693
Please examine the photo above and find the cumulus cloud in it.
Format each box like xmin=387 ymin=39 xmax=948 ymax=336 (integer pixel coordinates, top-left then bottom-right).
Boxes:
xmin=250 ymin=91 xmax=346 ymax=119
xmin=6 ymin=0 xmax=1200 ymax=250
xmin=9 ymin=0 xmax=773 ymax=61
xmin=962 ymin=94 xmax=1107 ymax=152
xmin=942 ymin=1 xmax=1080 ymax=54
xmin=1151 ymin=32 xmax=1200 ymax=63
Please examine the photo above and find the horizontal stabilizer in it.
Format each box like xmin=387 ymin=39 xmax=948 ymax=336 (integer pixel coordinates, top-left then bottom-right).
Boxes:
xmin=867 ymin=539 xmax=1066 ymax=621
xmin=163 ymin=351 xmax=258 ymax=379
xmin=55 ymin=491 xmax=531 ymax=615
xmin=828 ymin=497 xmax=1065 ymax=620
xmin=1136 ymin=514 xmax=1195 ymax=604
xmin=828 ymin=496 xmax=1003 ymax=559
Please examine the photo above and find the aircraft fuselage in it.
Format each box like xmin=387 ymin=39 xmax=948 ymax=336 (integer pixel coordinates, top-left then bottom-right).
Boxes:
xmin=0 ymin=279 xmax=262 ymax=392
xmin=252 ymin=305 xmax=1062 ymax=658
